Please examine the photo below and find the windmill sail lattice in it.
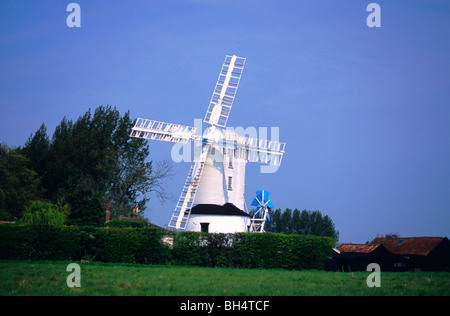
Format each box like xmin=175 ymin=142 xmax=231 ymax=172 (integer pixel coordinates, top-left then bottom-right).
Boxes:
xmin=204 ymin=55 xmax=246 ymax=127
xmin=130 ymin=55 xmax=286 ymax=231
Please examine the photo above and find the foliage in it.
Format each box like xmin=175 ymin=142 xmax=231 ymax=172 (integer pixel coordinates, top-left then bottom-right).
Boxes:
xmin=21 ymin=123 xmax=50 ymax=183
xmin=0 ymin=105 xmax=173 ymax=224
xmin=171 ymin=231 xmax=334 ymax=270
xmin=0 ymin=225 xmax=82 ymax=260
xmin=0 ymin=225 xmax=334 ymax=270
xmin=65 ymin=189 xmax=104 ymax=227
xmin=0 ymin=144 xmax=42 ymax=219
xmin=171 ymin=232 xmax=234 ymax=268
xmin=18 ymin=201 xmax=66 ymax=226
xmin=0 ymin=225 xmax=170 ymax=264
xmin=264 ymin=208 xmax=339 ymax=239
xmin=106 ymin=220 xmax=146 ymax=228
xmin=233 ymin=233 xmax=335 ymax=270
xmin=35 ymin=106 xmax=159 ymax=218
xmin=91 ymin=227 xmax=170 ymax=264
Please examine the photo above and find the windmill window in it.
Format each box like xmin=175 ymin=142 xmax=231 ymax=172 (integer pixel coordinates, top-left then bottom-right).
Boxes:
xmin=228 ymin=176 xmax=233 ymax=191
xmin=200 ymin=223 xmax=209 ymax=233
xmin=228 ymin=158 xmax=233 ymax=169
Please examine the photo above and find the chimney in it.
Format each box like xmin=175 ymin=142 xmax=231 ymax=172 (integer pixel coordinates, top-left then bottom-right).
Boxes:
xmin=132 ymin=205 xmax=140 ymax=219
xmin=105 ymin=203 xmax=110 ymax=223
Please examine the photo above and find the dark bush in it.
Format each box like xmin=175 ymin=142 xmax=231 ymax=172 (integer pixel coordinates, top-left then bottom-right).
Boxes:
xmin=106 ymin=220 xmax=146 ymax=228
xmin=0 ymin=225 xmax=333 ymax=270
xmin=91 ymin=227 xmax=169 ymax=264
xmin=170 ymin=231 xmax=334 ymax=270
xmin=0 ymin=225 xmax=83 ymax=260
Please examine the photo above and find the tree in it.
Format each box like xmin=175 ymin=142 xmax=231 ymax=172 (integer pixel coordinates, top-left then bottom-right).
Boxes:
xmin=280 ymin=208 xmax=293 ymax=234
xmin=22 ymin=105 xmax=173 ymax=221
xmin=66 ymin=188 xmax=104 ymax=226
xmin=21 ymin=123 xmax=50 ymax=181
xmin=0 ymin=144 xmax=42 ymax=220
xmin=19 ymin=200 xmax=66 ymax=226
xmin=292 ymin=209 xmax=301 ymax=234
xmin=265 ymin=208 xmax=339 ymax=239
xmin=265 ymin=208 xmax=282 ymax=233
xmin=41 ymin=116 xmax=74 ymax=201
xmin=376 ymin=233 xmax=400 ymax=239
xmin=104 ymin=109 xmax=173 ymax=217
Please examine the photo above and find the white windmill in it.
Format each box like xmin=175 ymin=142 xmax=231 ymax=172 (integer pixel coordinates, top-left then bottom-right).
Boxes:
xmin=130 ymin=55 xmax=286 ymax=233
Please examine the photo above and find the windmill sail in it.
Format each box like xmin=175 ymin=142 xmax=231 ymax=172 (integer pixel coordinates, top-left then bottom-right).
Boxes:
xmin=130 ymin=118 xmax=198 ymax=143
xmin=204 ymin=55 xmax=246 ymax=127
xmin=221 ymin=132 xmax=286 ymax=166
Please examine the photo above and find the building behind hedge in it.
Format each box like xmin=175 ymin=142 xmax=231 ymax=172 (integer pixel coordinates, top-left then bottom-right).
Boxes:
xmin=327 ymin=236 xmax=450 ymax=272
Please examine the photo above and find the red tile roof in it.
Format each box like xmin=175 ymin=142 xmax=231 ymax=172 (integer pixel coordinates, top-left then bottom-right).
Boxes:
xmin=370 ymin=237 xmax=447 ymax=256
xmin=338 ymin=243 xmax=383 ymax=254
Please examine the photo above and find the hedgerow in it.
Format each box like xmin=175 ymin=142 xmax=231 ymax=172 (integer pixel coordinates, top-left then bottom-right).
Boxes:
xmin=0 ymin=225 xmax=334 ymax=270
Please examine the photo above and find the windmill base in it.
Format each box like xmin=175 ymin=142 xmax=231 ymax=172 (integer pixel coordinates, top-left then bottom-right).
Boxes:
xmin=185 ymin=203 xmax=251 ymax=233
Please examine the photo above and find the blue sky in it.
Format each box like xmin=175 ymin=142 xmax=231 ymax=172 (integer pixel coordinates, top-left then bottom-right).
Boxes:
xmin=1 ymin=0 xmax=449 ymax=243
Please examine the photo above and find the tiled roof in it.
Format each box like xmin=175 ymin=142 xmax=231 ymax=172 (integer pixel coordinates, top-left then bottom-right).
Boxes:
xmin=338 ymin=243 xmax=383 ymax=254
xmin=370 ymin=237 xmax=447 ymax=256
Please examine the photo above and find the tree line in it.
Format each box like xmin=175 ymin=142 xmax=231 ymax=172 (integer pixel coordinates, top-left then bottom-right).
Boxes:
xmin=0 ymin=105 xmax=172 ymax=226
xmin=262 ymin=208 xmax=339 ymax=239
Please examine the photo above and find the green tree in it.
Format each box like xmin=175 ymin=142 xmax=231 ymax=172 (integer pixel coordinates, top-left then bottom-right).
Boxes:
xmin=266 ymin=208 xmax=339 ymax=239
xmin=0 ymin=144 xmax=42 ymax=220
xmin=280 ymin=208 xmax=293 ymax=234
xmin=267 ymin=208 xmax=282 ymax=233
xmin=105 ymin=110 xmax=173 ymax=217
xmin=21 ymin=123 xmax=50 ymax=182
xmin=43 ymin=116 xmax=74 ymax=201
xmin=19 ymin=200 xmax=66 ymax=226
xmin=23 ymin=105 xmax=172 ymax=222
xmin=292 ymin=209 xmax=301 ymax=234
xmin=66 ymin=188 xmax=104 ymax=226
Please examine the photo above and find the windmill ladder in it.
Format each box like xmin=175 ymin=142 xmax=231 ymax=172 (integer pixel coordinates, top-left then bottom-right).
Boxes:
xmin=168 ymin=145 xmax=209 ymax=230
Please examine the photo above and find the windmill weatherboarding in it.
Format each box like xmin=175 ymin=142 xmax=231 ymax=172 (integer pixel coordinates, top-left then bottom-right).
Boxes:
xmin=130 ymin=55 xmax=286 ymax=233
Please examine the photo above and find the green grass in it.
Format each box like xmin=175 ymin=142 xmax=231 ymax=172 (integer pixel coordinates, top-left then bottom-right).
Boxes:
xmin=0 ymin=260 xmax=448 ymax=296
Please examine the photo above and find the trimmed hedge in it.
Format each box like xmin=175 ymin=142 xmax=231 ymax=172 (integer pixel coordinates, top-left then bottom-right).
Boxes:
xmin=171 ymin=232 xmax=235 ymax=268
xmin=0 ymin=225 xmax=334 ymax=270
xmin=171 ymin=232 xmax=334 ymax=270
xmin=233 ymin=233 xmax=334 ymax=270
xmin=0 ymin=225 xmax=83 ymax=260
xmin=92 ymin=227 xmax=170 ymax=264
xmin=0 ymin=225 xmax=169 ymax=264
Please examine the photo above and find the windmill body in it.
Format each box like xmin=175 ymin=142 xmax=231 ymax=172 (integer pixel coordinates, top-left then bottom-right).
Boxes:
xmin=194 ymin=129 xmax=247 ymax=211
xmin=130 ymin=55 xmax=285 ymax=233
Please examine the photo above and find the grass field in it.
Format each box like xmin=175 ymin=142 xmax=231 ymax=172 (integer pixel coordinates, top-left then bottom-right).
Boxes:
xmin=0 ymin=260 xmax=448 ymax=296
